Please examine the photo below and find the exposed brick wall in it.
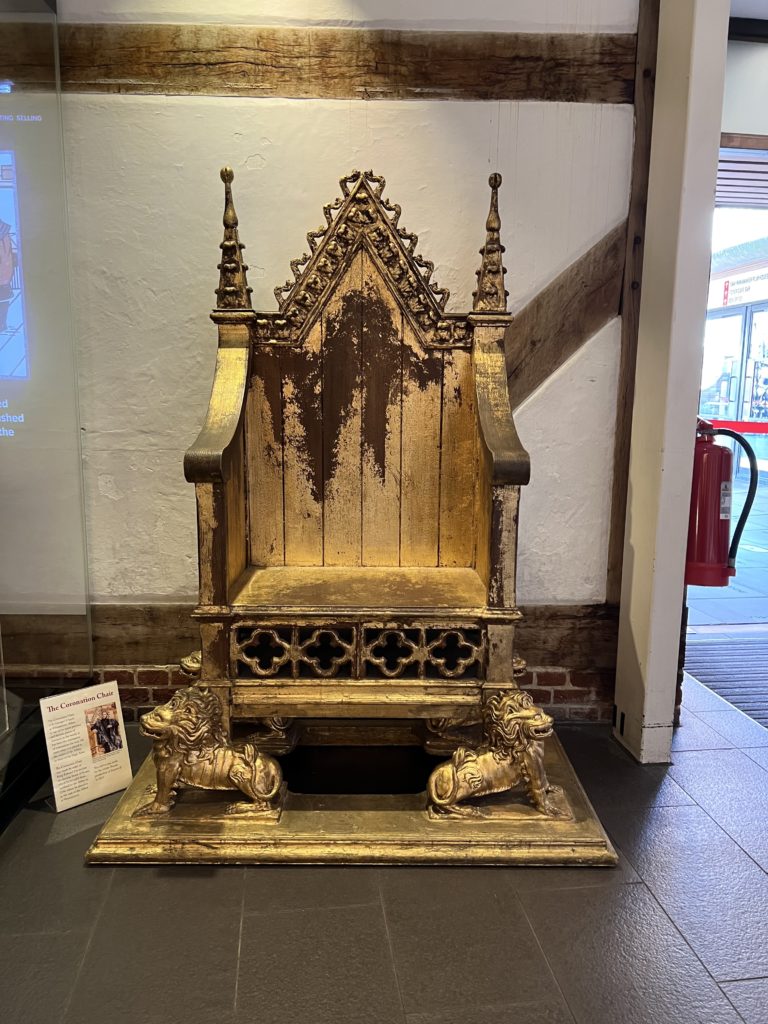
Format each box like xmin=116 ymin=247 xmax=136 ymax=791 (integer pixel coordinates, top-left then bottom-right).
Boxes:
xmin=517 ymin=667 xmax=614 ymax=722
xmin=103 ymin=666 xmax=192 ymax=720
xmin=8 ymin=663 xmax=615 ymax=723
xmin=6 ymin=665 xmax=188 ymax=721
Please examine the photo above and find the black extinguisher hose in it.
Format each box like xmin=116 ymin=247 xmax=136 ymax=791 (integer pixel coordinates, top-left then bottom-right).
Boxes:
xmin=709 ymin=428 xmax=759 ymax=569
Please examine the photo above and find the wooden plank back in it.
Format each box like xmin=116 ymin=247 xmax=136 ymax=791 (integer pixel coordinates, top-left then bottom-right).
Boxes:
xmin=246 ymin=251 xmax=480 ymax=569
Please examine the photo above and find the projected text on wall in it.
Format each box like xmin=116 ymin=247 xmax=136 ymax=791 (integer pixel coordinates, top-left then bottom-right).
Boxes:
xmin=0 ymin=149 xmax=27 ymax=381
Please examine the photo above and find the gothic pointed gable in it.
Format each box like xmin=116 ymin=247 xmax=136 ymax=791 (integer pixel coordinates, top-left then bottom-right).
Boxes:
xmin=253 ymin=170 xmax=470 ymax=348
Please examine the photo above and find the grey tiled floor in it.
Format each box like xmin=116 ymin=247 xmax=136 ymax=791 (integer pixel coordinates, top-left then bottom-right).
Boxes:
xmin=2 ymin=677 xmax=768 ymax=1024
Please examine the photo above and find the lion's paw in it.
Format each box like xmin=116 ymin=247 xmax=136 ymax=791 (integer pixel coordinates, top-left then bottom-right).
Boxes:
xmin=224 ymin=800 xmax=272 ymax=815
xmin=134 ymin=800 xmax=172 ymax=817
xmin=429 ymin=802 xmax=484 ymax=819
xmin=537 ymin=797 xmax=568 ymax=818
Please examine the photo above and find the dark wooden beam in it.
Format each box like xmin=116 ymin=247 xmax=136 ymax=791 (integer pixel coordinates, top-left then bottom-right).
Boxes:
xmin=606 ymin=0 xmax=661 ymax=605
xmin=50 ymin=23 xmax=636 ymax=102
xmin=721 ymin=132 xmax=768 ymax=150
xmin=517 ymin=602 xmax=619 ymax=672
xmin=0 ymin=20 xmax=56 ymax=91
xmin=505 ymin=221 xmax=627 ymax=410
xmin=1 ymin=605 xmax=199 ymax=669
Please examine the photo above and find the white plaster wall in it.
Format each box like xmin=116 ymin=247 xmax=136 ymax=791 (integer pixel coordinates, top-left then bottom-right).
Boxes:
xmin=63 ymin=95 xmax=632 ymax=602
xmin=57 ymin=0 xmax=638 ymax=32
xmin=516 ymin=320 xmax=621 ymax=606
xmin=722 ymin=41 xmax=768 ymax=134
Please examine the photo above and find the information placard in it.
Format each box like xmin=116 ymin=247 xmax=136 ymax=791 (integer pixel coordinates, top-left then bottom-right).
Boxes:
xmin=40 ymin=681 xmax=132 ymax=811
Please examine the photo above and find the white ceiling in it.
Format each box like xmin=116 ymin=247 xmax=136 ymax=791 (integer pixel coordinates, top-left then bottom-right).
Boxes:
xmin=732 ymin=0 xmax=768 ymax=18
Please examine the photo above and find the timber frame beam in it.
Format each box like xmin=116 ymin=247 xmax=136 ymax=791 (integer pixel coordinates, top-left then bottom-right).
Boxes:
xmin=3 ymin=22 xmax=637 ymax=103
xmin=721 ymin=132 xmax=768 ymax=150
xmin=504 ymin=221 xmax=627 ymax=411
xmin=606 ymin=0 xmax=661 ymax=604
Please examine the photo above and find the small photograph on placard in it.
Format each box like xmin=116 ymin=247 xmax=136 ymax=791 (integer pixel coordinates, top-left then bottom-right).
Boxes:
xmin=85 ymin=702 xmax=124 ymax=758
xmin=40 ymin=680 xmax=133 ymax=812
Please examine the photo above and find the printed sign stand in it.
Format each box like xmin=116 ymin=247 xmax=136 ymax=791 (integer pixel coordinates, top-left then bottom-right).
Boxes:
xmin=40 ymin=681 xmax=132 ymax=812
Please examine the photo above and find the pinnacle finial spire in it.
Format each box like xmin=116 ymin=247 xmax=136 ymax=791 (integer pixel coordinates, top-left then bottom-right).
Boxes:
xmin=473 ymin=172 xmax=508 ymax=313
xmin=215 ymin=166 xmax=252 ymax=312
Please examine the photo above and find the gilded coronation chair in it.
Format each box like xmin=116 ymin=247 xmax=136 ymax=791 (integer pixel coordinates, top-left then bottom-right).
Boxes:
xmin=184 ymin=168 xmax=531 ymax=748
xmin=85 ymin=167 xmax=616 ymax=862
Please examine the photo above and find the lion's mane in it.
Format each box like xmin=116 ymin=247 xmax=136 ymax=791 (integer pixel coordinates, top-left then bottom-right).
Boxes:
xmin=164 ymin=686 xmax=228 ymax=764
xmin=484 ymin=690 xmax=541 ymax=759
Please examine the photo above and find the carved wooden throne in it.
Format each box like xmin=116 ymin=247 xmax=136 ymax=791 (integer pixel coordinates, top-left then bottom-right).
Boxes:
xmin=87 ymin=168 xmax=617 ymax=863
xmin=184 ymin=169 xmax=530 ymax=739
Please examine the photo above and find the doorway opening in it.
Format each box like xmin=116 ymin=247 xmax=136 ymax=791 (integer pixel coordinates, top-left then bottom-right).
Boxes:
xmin=684 ymin=141 xmax=768 ymax=730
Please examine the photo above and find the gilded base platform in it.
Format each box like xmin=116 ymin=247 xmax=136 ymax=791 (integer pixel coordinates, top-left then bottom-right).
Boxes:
xmin=86 ymin=737 xmax=616 ymax=865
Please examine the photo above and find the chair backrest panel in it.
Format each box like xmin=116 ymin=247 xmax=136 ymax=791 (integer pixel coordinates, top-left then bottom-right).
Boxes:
xmin=245 ymin=246 xmax=480 ymax=569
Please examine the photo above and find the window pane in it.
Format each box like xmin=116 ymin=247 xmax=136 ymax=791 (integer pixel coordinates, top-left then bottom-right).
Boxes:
xmin=742 ymin=308 xmax=768 ymax=422
xmin=699 ymin=312 xmax=745 ymax=420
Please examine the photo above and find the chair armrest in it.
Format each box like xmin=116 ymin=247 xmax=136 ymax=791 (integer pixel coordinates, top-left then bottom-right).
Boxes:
xmin=184 ymin=326 xmax=250 ymax=484
xmin=473 ymin=327 xmax=531 ymax=486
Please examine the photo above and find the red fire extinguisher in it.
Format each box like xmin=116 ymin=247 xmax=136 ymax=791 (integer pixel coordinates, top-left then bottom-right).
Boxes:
xmin=685 ymin=418 xmax=759 ymax=587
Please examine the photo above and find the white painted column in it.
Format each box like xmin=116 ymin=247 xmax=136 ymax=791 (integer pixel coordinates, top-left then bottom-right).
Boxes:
xmin=614 ymin=0 xmax=730 ymax=763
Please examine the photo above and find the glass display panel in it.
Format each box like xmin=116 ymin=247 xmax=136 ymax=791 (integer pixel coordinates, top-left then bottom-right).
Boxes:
xmin=0 ymin=5 xmax=90 ymax=619
xmin=0 ymin=3 xmax=91 ymax=829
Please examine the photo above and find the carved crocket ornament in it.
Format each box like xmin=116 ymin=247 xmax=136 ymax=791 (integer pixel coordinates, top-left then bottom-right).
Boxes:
xmin=426 ymin=690 xmax=567 ymax=819
xmin=136 ymin=686 xmax=283 ymax=817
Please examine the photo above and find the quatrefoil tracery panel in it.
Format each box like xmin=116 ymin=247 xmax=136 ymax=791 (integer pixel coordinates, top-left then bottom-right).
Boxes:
xmin=233 ymin=624 xmax=485 ymax=681
xmin=363 ymin=629 xmax=423 ymax=679
xmin=234 ymin=625 xmax=355 ymax=680
xmin=298 ymin=628 xmax=356 ymax=678
xmin=360 ymin=627 xmax=484 ymax=679
xmin=425 ymin=629 xmax=482 ymax=679
xmin=237 ymin=628 xmax=293 ymax=678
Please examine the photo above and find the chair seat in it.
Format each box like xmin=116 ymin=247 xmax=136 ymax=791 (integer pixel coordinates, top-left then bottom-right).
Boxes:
xmin=230 ymin=565 xmax=488 ymax=613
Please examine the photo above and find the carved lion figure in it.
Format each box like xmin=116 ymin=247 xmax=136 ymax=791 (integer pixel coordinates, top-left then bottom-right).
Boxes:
xmin=179 ymin=649 xmax=202 ymax=677
xmin=427 ymin=690 xmax=565 ymax=818
xmin=136 ymin=686 xmax=283 ymax=816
